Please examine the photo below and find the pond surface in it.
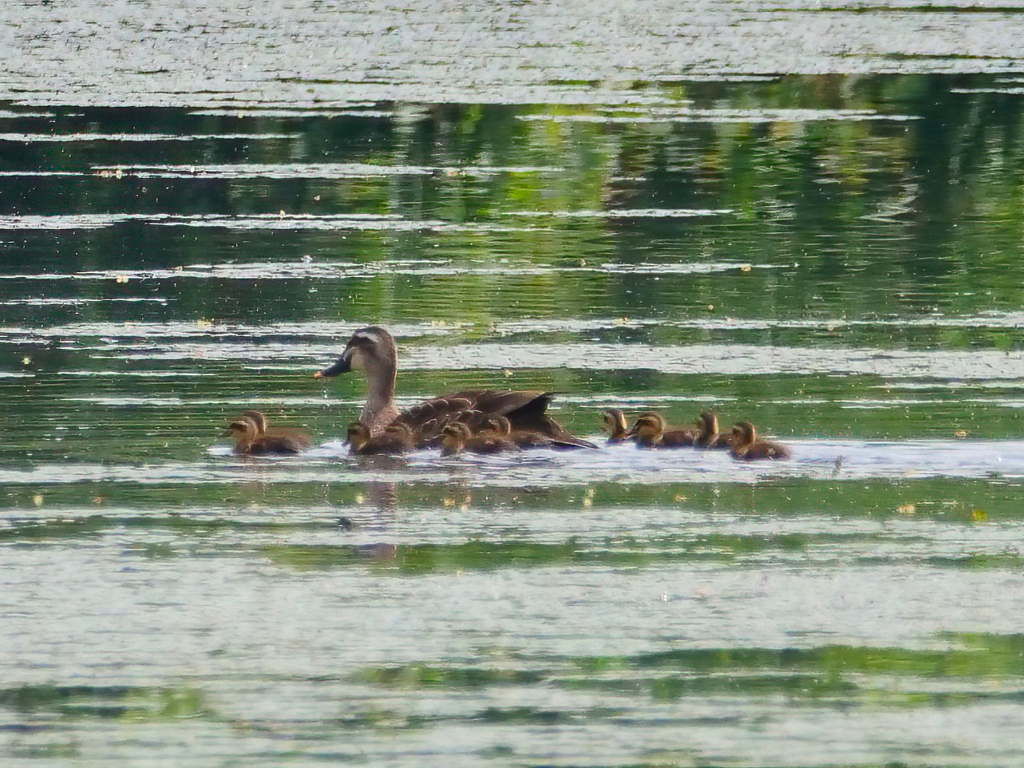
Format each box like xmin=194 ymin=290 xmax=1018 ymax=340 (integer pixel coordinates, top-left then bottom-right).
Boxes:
xmin=4 ymin=3 xmax=1024 ymax=767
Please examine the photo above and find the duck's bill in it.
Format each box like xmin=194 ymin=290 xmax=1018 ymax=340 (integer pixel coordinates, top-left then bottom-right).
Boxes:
xmin=313 ymin=351 xmax=353 ymax=378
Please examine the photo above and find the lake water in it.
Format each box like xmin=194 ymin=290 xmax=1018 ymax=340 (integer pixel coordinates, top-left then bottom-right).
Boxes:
xmin=4 ymin=2 xmax=1024 ymax=766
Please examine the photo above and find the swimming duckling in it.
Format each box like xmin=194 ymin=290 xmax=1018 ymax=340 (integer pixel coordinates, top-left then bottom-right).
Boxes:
xmin=729 ymin=421 xmax=790 ymax=460
xmin=602 ymin=409 xmax=631 ymax=444
xmin=347 ymin=421 xmax=415 ymax=455
xmin=440 ymin=422 xmax=520 ymax=456
xmin=241 ymin=410 xmax=313 ymax=447
xmin=224 ymin=411 xmax=312 ymax=455
xmin=693 ymin=411 xmax=731 ymax=450
xmin=625 ymin=412 xmax=697 ymax=449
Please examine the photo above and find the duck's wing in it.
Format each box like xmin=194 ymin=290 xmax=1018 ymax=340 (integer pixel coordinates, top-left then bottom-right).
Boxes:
xmin=660 ymin=428 xmax=698 ymax=448
xmin=449 ymin=389 xmax=548 ymax=418
xmin=394 ymin=397 xmax=491 ymax=448
xmin=396 ymin=390 xmax=597 ymax=450
xmin=527 ymin=415 xmax=598 ymax=449
xmin=263 ymin=427 xmax=313 ymax=450
xmin=459 ymin=390 xmax=598 ymax=449
xmin=507 ymin=429 xmax=585 ymax=450
xmin=395 ymin=396 xmax=473 ymax=432
xmin=248 ymin=435 xmax=306 ymax=455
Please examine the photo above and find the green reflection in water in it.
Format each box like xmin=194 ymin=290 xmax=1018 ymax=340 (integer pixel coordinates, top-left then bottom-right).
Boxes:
xmin=360 ymin=633 xmax=1024 ymax=703
xmin=0 ymin=684 xmax=209 ymax=721
xmin=4 ymin=74 xmax=1024 ymax=765
xmin=5 ymin=73 xmax=1024 ymax=451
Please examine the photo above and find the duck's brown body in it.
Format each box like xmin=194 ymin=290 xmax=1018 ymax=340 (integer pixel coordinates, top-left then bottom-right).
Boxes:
xmin=224 ymin=411 xmax=312 ymax=455
xmin=627 ymin=412 xmax=697 ymax=449
xmin=315 ymin=326 xmax=596 ymax=449
xmin=396 ymin=390 xmax=585 ymax=448
xmin=730 ymin=421 xmax=790 ymax=460
xmin=486 ymin=415 xmax=587 ymax=450
xmin=440 ymin=422 xmax=520 ymax=456
xmin=347 ymin=422 xmax=415 ymax=455
xmin=693 ymin=411 xmax=731 ymax=450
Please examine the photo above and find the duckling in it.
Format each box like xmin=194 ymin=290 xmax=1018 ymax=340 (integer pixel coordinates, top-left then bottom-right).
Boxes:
xmin=625 ymin=412 xmax=697 ymax=449
xmin=224 ymin=413 xmax=312 ymax=455
xmin=730 ymin=421 xmax=790 ymax=461
xmin=693 ymin=411 xmax=731 ymax=450
xmin=347 ymin=422 xmax=415 ymax=455
xmin=602 ymin=408 xmax=631 ymax=444
xmin=240 ymin=409 xmax=313 ymax=445
xmin=440 ymin=422 xmax=520 ymax=456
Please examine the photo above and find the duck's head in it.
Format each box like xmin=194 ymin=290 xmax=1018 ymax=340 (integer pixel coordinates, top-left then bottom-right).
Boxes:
xmin=346 ymin=421 xmax=372 ymax=451
xmin=731 ymin=421 xmax=757 ymax=448
xmin=314 ymin=325 xmax=397 ymax=380
xmin=626 ymin=412 xmax=666 ymax=442
xmin=602 ymin=408 xmax=629 ymax=439
xmin=239 ymin=409 xmax=268 ymax=435
xmin=224 ymin=415 xmax=259 ymax=439
xmin=486 ymin=415 xmax=512 ymax=437
xmin=440 ymin=422 xmax=472 ymax=453
xmin=696 ymin=411 xmax=719 ymax=439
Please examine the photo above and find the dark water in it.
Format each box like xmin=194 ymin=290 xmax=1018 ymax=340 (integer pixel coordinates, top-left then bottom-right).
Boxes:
xmin=5 ymin=3 xmax=1024 ymax=766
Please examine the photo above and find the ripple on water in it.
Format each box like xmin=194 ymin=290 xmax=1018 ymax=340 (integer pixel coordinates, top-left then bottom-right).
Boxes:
xmin=0 ymin=131 xmax=298 ymax=142
xmin=3 ymin=6 xmax=1024 ymax=766
xmin=91 ymin=163 xmax=565 ymax=179
xmin=5 ymin=315 xmax=1024 ymax=381
xmin=516 ymin=107 xmax=921 ymax=124
xmin=0 ymin=258 xmax=762 ymax=282
xmin=4 ymin=440 xmax=1024 ymax=488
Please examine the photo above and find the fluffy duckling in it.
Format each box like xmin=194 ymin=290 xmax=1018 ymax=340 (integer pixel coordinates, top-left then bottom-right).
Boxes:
xmin=440 ymin=422 xmax=520 ymax=457
xmin=241 ymin=410 xmax=313 ymax=447
xmin=730 ymin=421 xmax=790 ymax=460
xmin=224 ymin=411 xmax=312 ymax=455
xmin=347 ymin=421 xmax=415 ymax=455
xmin=693 ymin=411 xmax=731 ymax=450
xmin=602 ymin=409 xmax=631 ymax=444
xmin=625 ymin=412 xmax=697 ymax=449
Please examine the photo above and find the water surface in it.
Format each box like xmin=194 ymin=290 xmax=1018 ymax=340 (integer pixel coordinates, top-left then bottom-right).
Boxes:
xmin=3 ymin=5 xmax=1024 ymax=766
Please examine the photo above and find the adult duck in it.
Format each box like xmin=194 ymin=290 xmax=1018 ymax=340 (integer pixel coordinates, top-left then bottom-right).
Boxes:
xmin=625 ymin=412 xmax=697 ymax=449
xmin=693 ymin=411 xmax=731 ymax=450
xmin=224 ymin=410 xmax=312 ymax=455
xmin=729 ymin=421 xmax=791 ymax=460
xmin=314 ymin=325 xmax=596 ymax=448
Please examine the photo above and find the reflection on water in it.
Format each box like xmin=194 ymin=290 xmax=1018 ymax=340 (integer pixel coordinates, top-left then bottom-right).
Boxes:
xmin=3 ymin=438 xmax=1024 ymax=487
xmin=4 ymin=72 xmax=1024 ymax=766
xmin=3 ymin=1 xmax=1024 ymax=107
